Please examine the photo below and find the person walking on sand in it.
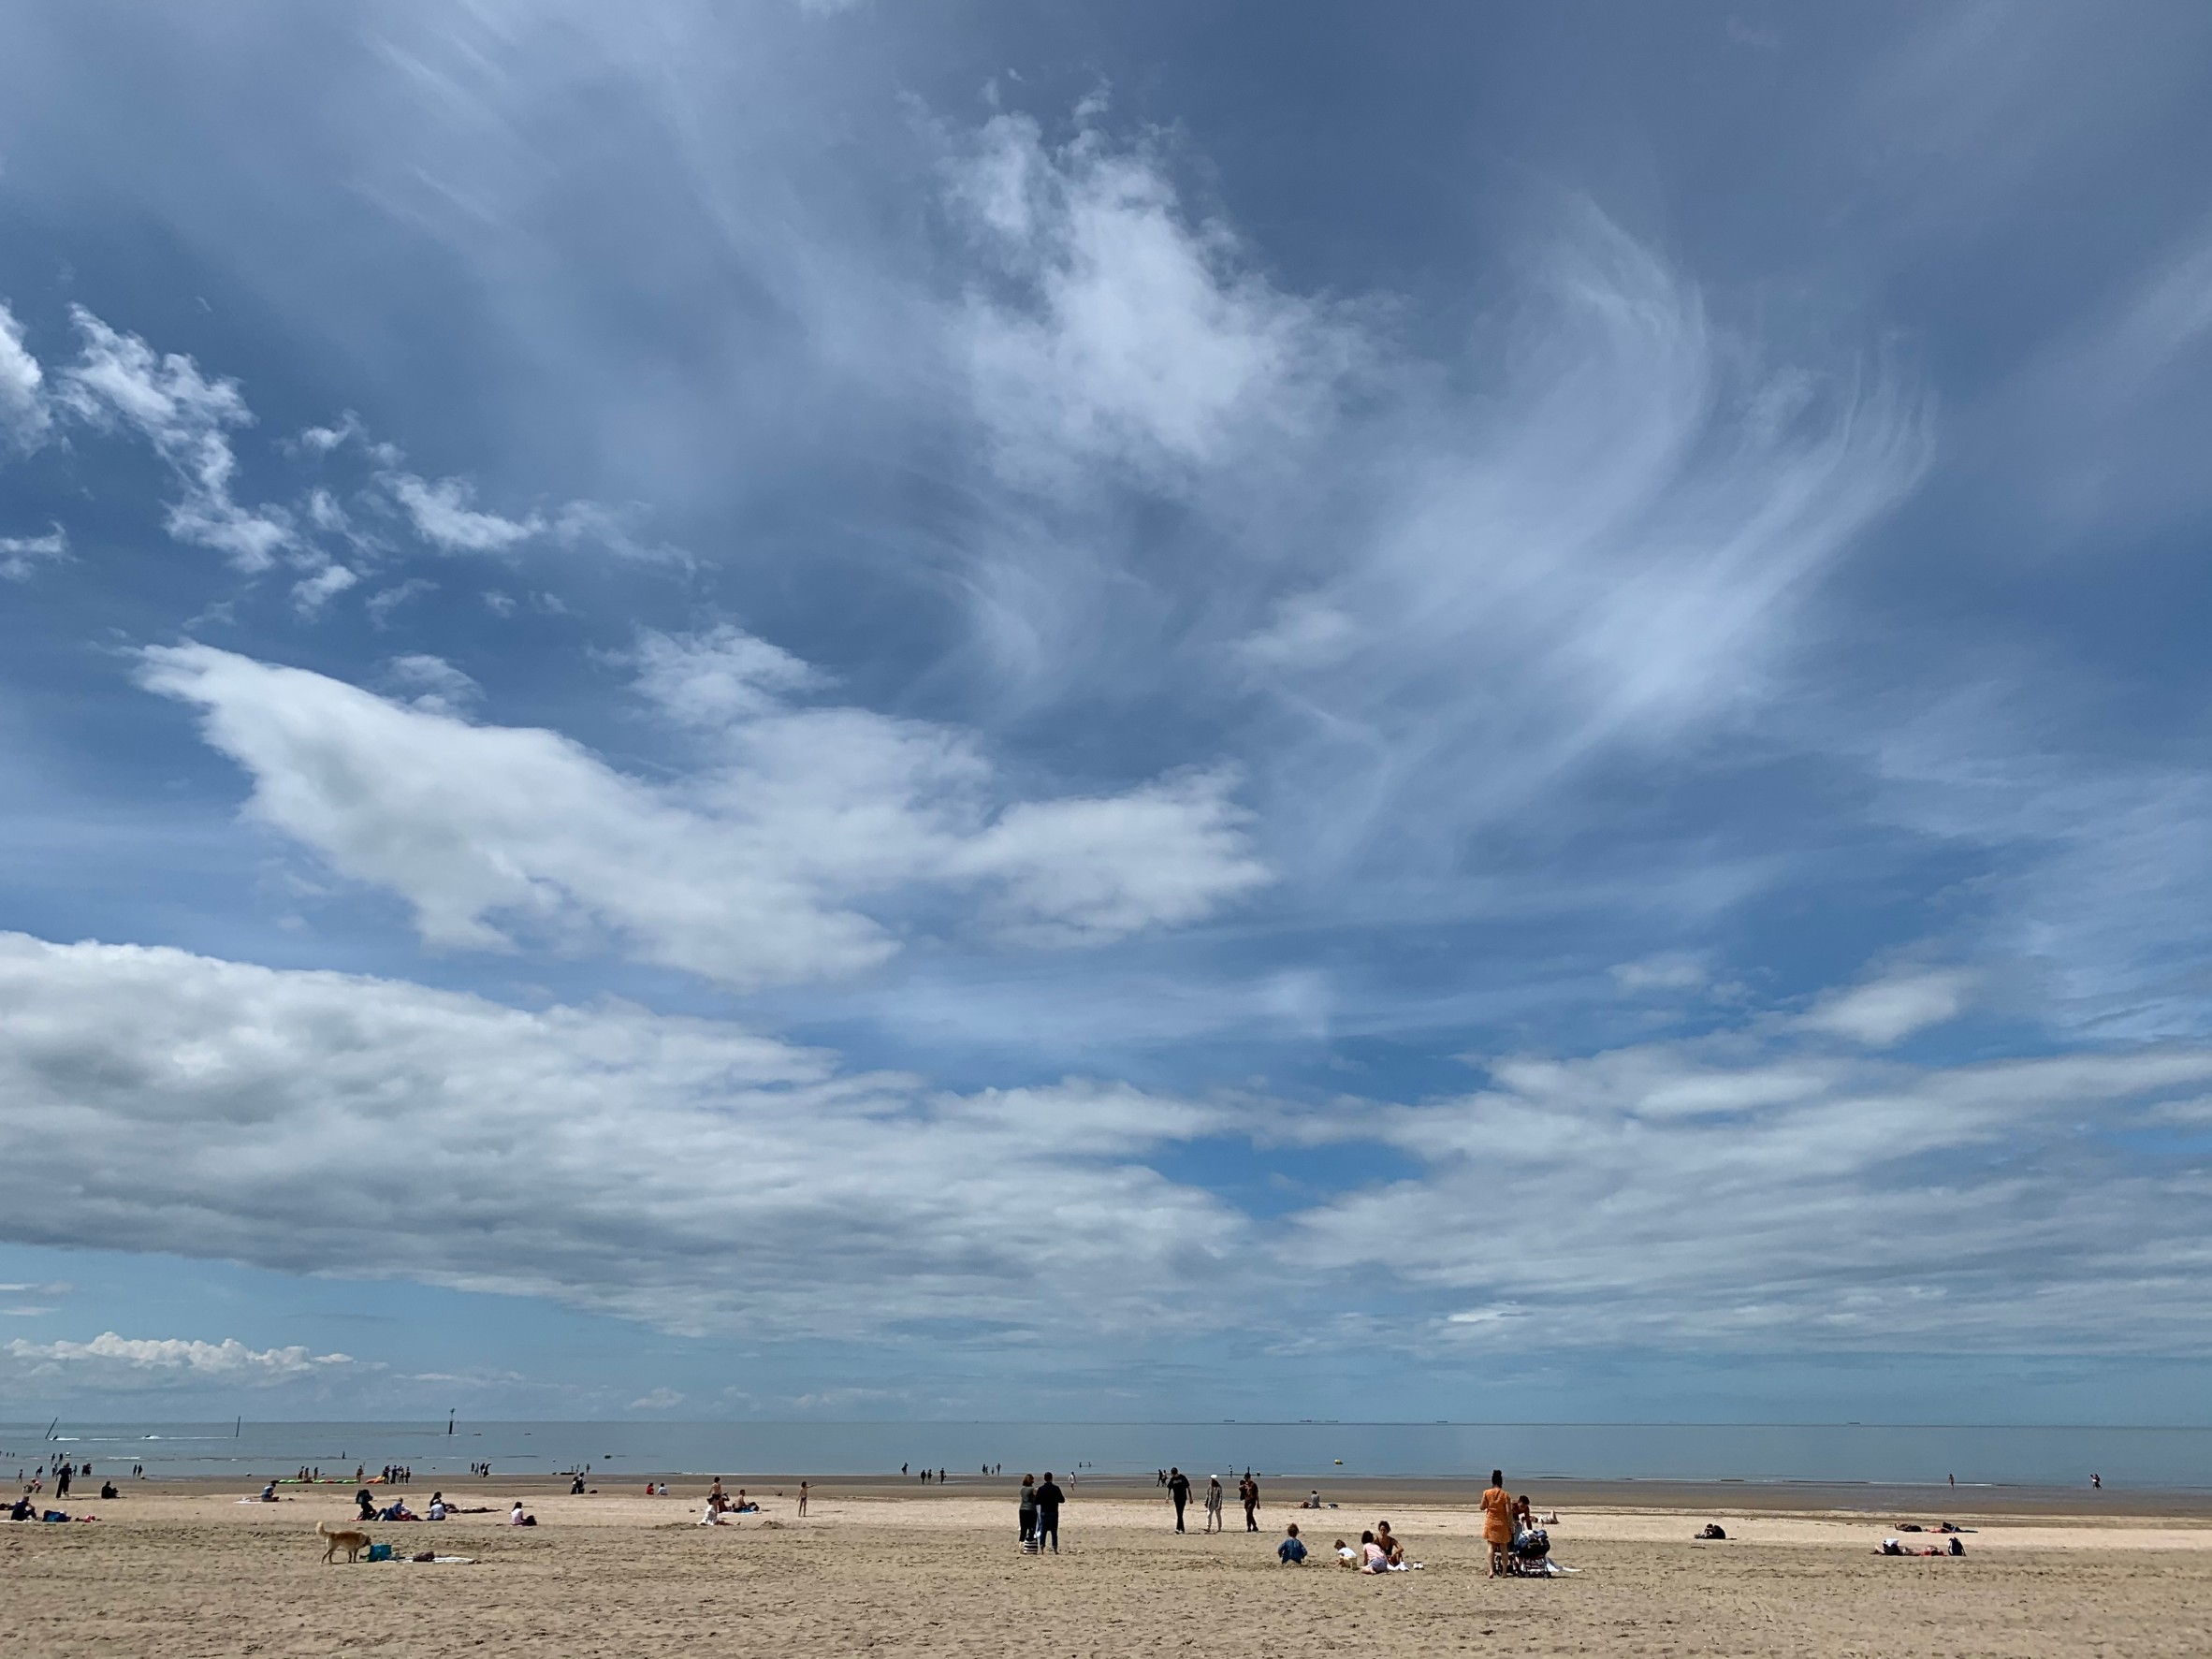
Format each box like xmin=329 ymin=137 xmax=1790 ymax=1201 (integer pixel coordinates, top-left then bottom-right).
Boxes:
xmin=1204 ymin=1475 xmax=1225 ymax=1533
xmin=1034 ymin=1472 xmax=1065 ymax=1553
xmin=797 ymin=1481 xmax=809 ymax=1517
xmin=1480 ymin=1470 xmax=1514 ymax=1577
xmin=1167 ymin=1466 xmax=1191 ymax=1533
xmin=1242 ymin=1474 xmax=1260 ymax=1532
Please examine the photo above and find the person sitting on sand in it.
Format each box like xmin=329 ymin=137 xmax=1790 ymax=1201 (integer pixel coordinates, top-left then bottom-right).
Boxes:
xmin=1375 ymin=1521 xmax=1403 ymax=1565
xmin=258 ymin=1481 xmax=279 ymax=1503
xmin=510 ymin=1502 xmax=535 ymax=1526
xmin=699 ymin=1500 xmax=725 ymax=1526
xmin=1480 ymin=1471 xmax=1514 ymax=1578
xmin=1359 ymin=1530 xmax=1390 ymax=1573
xmin=1278 ymin=1523 xmax=1307 ymax=1564
xmin=428 ymin=1494 xmax=448 ymax=1521
xmin=99 ymin=1481 xmax=118 ymax=1500
xmin=1333 ymin=1537 xmax=1358 ymax=1566
xmin=8 ymin=1495 xmax=31 ymax=1521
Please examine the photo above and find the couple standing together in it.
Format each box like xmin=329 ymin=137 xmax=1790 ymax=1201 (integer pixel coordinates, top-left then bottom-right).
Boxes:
xmin=1016 ymin=1473 xmax=1065 ymax=1551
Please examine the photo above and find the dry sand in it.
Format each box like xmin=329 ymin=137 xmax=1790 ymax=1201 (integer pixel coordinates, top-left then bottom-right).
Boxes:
xmin=6 ymin=1476 xmax=2211 ymax=1656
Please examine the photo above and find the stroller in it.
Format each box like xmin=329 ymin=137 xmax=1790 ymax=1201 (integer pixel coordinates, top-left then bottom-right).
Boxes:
xmin=1505 ymin=1525 xmax=1553 ymax=1576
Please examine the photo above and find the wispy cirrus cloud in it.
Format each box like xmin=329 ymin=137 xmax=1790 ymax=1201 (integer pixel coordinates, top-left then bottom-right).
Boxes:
xmin=54 ymin=307 xmax=296 ymax=570
xmin=0 ymin=299 xmax=50 ymax=449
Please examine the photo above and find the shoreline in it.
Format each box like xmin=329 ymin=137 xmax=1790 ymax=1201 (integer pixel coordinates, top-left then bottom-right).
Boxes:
xmin=59 ymin=1470 xmax=2212 ymax=1519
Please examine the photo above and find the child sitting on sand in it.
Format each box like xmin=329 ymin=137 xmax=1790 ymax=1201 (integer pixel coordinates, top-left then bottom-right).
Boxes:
xmin=1277 ymin=1524 xmax=1307 ymax=1564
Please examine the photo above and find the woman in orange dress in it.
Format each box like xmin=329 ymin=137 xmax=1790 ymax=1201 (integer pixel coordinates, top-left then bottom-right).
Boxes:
xmin=1479 ymin=1470 xmax=1515 ymax=1577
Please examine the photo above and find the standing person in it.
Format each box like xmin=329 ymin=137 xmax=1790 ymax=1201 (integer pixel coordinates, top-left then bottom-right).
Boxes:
xmin=1480 ymin=1471 xmax=1514 ymax=1578
xmin=1167 ymin=1466 xmax=1191 ymax=1532
xmin=1204 ymin=1475 xmax=1224 ymax=1533
xmin=1243 ymin=1474 xmax=1260 ymax=1532
xmin=55 ymin=1463 xmax=70 ymax=1501
xmin=1033 ymin=1471 xmax=1064 ymax=1553
xmin=1018 ymin=1474 xmax=1038 ymax=1546
xmin=797 ymin=1480 xmax=809 ymax=1517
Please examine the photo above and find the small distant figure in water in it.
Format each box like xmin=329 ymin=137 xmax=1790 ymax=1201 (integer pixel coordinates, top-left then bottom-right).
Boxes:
xmin=798 ymin=1480 xmax=809 ymax=1517
xmin=902 ymin=1463 xmax=909 ymax=1476
xmin=1948 ymin=1473 xmax=1955 ymax=1487
xmin=2092 ymin=1473 xmax=2103 ymax=1490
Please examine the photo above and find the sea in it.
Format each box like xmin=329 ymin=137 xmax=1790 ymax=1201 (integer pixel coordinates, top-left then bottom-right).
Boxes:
xmin=7 ymin=1420 xmax=2211 ymax=1489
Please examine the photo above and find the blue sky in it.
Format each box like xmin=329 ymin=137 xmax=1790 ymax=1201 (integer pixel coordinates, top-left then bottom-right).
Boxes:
xmin=4 ymin=0 xmax=2212 ymax=1424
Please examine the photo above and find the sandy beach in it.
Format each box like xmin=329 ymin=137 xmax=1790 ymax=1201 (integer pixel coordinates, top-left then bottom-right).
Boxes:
xmin=6 ymin=1477 xmax=2209 ymax=1656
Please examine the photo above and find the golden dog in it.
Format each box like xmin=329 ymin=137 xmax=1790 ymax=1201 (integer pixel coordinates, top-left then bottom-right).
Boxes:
xmin=317 ymin=1520 xmax=372 ymax=1564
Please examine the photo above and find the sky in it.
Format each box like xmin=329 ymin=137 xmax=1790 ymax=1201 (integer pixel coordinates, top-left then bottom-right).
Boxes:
xmin=2 ymin=0 xmax=2211 ymax=1426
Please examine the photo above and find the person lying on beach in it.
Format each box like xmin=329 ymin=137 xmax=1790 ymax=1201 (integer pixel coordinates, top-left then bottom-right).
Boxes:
xmin=1278 ymin=1523 xmax=1307 ymax=1564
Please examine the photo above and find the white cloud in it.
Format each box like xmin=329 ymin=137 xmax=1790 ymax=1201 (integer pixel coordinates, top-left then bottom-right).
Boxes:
xmin=0 ymin=300 xmax=51 ymax=448
xmin=296 ymin=410 xmax=366 ymax=454
xmin=627 ymin=1387 xmax=686 ymax=1410
xmin=629 ymin=622 xmax=821 ymax=723
xmin=367 ymin=576 xmax=437 ymax=626
xmin=0 ymin=525 xmax=68 ymax=581
xmin=1799 ymin=966 xmax=1973 ymax=1046
xmin=0 ymin=932 xmax=1246 ymax=1338
xmin=290 ymin=561 xmax=359 ymax=618
xmin=948 ymin=110 xmax=1361 ymax=488
xmin=1296 ymin=1024 xmax=2212 ymax=1353
xmin=383 ymin=652 xmax=481 ymax=713
xmin=386 ymin=472 xmax=541 ymax=552
xmin=1610 ymin=955 xmax=1710 ymax=994
xmin=55 ymin=308 xmax=294 ymax=570
xmin=3 ymin=1331 xmax=357 ymax=1388
xmin=137 ymin=637 xmax=1268 ymax=989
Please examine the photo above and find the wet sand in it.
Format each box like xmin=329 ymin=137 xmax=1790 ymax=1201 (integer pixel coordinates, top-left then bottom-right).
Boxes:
xmin=6 ymin=1476 xmax=2209 ymax=1655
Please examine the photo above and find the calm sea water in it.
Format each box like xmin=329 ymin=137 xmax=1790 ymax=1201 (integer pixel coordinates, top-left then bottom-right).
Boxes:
xmin=7 ymin=1421 xmax=2210 ymax=1489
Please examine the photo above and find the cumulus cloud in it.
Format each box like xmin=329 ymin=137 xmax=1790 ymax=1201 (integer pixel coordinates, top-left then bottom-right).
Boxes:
xmin=948 ymin=108 xmax=1361 ymax=488
xmin=0 ymin=299 xmax=51 ymax=448
xmin=3 ymin=1332 xmax=357 ymax=1388
xmin=0 ymin=932 xmax=1245 ymax=1338
xmin=0 ymin=525 xmax=68 ymax=581
xmin=55 ymin=307 xmax=294 ymax=570
xmin=137 ymin=637 xmax=1268 ymax=990
xmin=627 ymin=1387 xmax=686 ymax=1410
